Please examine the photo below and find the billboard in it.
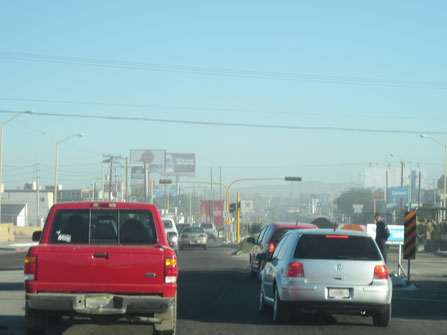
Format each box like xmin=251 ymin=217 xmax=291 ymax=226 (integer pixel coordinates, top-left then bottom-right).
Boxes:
xmin=164 ymin=153 xmax=196 ymax=175
xmin=130 ymin=150 xmax=166 ymax=173
xmin=200 ymin=200 xmax=224 ymax=227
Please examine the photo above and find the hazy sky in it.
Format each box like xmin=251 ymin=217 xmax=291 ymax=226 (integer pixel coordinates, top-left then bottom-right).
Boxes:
xmin=1 ymin=1 xmax=446 ymax=192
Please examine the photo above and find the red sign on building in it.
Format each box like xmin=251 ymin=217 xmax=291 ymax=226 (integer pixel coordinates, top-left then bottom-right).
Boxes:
xmin=200 ymin=200 xmax=224 ymax=228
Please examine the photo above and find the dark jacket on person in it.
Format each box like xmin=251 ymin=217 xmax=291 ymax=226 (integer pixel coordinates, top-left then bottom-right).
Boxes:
xmin=375 ymin=219 xmax=388 ymax=261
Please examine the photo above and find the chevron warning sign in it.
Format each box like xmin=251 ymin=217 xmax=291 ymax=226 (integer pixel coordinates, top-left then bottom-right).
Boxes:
xmin=403 ymin=211 xmax=417 ymax=260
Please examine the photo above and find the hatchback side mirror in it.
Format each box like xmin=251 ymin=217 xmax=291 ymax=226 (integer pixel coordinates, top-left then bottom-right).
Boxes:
xmin=246 ymin=237 xmax=255 ymax=244
xmin=256 ymin=252 xmax=268 ymax=261
xmin=32 ymin=231 xmax=42 ymax=242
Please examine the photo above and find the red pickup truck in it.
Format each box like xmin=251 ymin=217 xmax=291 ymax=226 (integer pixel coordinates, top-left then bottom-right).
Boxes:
xmin=24 ymin=202 xmax=178 ymax=335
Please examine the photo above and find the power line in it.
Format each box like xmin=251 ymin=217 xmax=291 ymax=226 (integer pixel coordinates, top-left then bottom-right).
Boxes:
xmin=2 ymin=97 xmax=446 ymax=122
xmin=1 ymin=109 xmax=447 ymax=135
xmin=1 ymin=51 xmax=446 ymax=90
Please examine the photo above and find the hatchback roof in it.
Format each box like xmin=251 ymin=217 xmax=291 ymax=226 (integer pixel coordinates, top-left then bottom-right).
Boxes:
xmin=271 ymin=222 xmax=318 ymax=229
xmin=290 ymin=228 xmax=370 ymax=237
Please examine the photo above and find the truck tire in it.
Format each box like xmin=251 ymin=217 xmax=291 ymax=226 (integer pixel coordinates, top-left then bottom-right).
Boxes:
xmin=25 ymin=302 xmax=47 ymax=335
xmin=154 ymin=294 xmax=177 ymax=335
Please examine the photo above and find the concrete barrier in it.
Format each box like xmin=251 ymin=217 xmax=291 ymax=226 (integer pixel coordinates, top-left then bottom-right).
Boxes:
xmin=13 ymin=226 xmax=42 ymax=238
xmin=0 ymin=223 xmax=14 ymax=242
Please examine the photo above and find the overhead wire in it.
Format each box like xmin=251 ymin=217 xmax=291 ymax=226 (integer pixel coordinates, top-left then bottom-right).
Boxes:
xmin=1 ymin=109 xmax=446 ymax=135
xmin=1 ymin=52 xmax=446 ymax=89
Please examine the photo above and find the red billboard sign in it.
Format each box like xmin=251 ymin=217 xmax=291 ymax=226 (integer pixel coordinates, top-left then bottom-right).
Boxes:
xmin=200 ymin=200 xmax=224 ymax=228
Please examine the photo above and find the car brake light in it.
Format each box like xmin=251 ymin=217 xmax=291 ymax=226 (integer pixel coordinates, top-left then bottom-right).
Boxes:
xmin=164 ymin=250 xmax=178 ymax=284
xmin=268 ymin=242 xmax=275 ymax=254
xmin=182 ymin=234 xmax=189 ymax=238
xmin=199 ymin=234 xmax=207 ymax=238
xmin=373 ymin=265 xmax=388 ymax=280
xmin=24 ymin=255 xmax=37 ymax=281
xmin=285 ymin=262 xmax=304 ymax=278
xmin=325 ymin=235 xmax=349 ymax=239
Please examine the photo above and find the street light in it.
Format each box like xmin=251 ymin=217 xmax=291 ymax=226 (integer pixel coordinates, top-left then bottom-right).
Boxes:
xmin=420 ymin=133 xmax=447 ymax=219
xmin=0 ymin=110 xmax=34 ymax=223
xmin=54 ymin=133 xmax=83 ymax=203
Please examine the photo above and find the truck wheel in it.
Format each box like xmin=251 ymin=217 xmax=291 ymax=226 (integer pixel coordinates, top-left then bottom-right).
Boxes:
xmin=154 ymin=294 xmax=177 ymax=335
xmin=25 ymin=302 xmax=47 ymax=335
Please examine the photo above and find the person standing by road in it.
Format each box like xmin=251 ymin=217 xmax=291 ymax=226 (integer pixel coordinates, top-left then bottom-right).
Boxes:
xmin=375 ymin=214 xmax=389 ymax=262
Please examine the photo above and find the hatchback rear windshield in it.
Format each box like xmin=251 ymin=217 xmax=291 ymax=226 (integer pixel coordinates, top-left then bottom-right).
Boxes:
xmin=200 ymin=223 xmax=213 ymax=229
xmin=294 ymin=234 xmax=381 ymax=261
xmin=183 ymin=227 xmax=205 ymax=234
xmin=49 ymin=209 xmax=158 ymax=245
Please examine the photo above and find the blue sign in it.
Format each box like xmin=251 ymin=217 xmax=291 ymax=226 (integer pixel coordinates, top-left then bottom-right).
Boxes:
xmin=389 ymin=187 xmax=409 ymax=200
xmin=367 ymin=224 xmax=404 ymax=245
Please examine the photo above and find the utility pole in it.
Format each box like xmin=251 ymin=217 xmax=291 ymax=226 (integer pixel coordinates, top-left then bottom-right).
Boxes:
xmin=36 ymin=163 xmax=40 ymax=227
xmin=125 ymin=157 xmax=129 ymax=202
xmin=103 ymin=154 xmax=123 ymax=201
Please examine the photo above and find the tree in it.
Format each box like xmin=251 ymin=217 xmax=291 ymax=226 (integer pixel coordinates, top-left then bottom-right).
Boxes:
xmin=334 ymin=188 xmax=374 ymax=224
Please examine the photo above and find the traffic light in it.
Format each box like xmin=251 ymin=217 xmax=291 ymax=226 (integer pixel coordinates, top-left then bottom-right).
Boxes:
xmin=229 ymin=203 xmax=236 ymax=213
xmin=285 ymin=176 xmax=302 ymax=181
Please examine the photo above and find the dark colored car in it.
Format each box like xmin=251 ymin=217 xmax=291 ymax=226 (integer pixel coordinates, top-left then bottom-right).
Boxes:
xmin=247 ymin=222 xmax=318 ymax=279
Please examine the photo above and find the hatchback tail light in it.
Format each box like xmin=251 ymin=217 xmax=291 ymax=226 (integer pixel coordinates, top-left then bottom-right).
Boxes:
xmin=284 ymin=262 xmax=305 ymax=278
xmin=164 ymin=249 xmax=178 ymax=284
xmin=268 ymin=242 xmax=275 ymax=254
xmin=373 ymin=265 xmax=388 ymax=280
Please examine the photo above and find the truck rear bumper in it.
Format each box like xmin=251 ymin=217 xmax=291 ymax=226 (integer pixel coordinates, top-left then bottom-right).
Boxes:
xmin=26 ymin=293 xmax=174 ymax=316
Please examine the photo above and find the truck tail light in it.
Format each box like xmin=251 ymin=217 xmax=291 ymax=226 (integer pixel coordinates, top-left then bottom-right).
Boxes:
xmin=373 ymin=265 xmax=388 ymax=280
xmin=285 ymin=262 xmax=305 ymax=278
xmin=24 ymin=252 xmax=37 ymax=281
xmin=164 ymin=250 xmax=178 ymax=284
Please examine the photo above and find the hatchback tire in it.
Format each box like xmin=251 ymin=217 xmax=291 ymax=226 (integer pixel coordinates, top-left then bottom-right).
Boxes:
xmin=259 ymin=287 xmax=268 ymax=313
xmin=249 ymin=258 xmax=257 ymax=280
xmin=273 ymin=287 xmax=288 ymax=324
xmin=373 ymin=304 xmax=391 ymax=327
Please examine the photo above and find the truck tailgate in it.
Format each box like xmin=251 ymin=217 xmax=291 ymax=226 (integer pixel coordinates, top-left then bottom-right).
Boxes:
xmin=35 ymin=245 xmax=165 ymax=294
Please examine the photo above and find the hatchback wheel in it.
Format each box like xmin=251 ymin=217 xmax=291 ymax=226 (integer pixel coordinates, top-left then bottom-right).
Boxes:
xmin=273 ymin=287 xmax=288 ymax=324
xmin=373 ymin=304 xmax=391 ymax=327
xmin=259 ymin=287 xmax=268 ymax=313
xmin=249 ymin=258 xmax=257 ymax=280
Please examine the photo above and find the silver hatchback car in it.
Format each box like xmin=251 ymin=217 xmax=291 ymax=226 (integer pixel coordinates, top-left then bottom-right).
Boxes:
xmin=258 ymin=229 xmax=392 ymax=326
xmin=179 ymin=226 xmax=208 ymax=250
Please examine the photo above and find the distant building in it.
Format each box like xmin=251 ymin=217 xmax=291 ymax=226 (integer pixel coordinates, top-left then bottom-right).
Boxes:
xmin=1 ymin=190 xmax=53 ymax=227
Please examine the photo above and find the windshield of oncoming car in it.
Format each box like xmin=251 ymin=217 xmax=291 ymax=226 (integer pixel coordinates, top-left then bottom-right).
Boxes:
xmin=294 ymin=235 xmax=381 ymax=261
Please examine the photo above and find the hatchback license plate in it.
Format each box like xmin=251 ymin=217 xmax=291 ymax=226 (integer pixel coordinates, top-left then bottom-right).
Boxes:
xmin=328 ymin=288 xmax=350 ymax=299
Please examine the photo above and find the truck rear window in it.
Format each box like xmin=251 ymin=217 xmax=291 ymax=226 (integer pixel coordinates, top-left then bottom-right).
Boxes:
xmin=49 ymin=210 xmax=158 ymax=245
xmin=294 ymin=234 xmax=381 ymax=261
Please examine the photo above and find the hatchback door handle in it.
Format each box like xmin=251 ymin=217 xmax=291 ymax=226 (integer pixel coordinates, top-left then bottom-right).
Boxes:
xmin=93 ymin=253 xmax=108 ymax=259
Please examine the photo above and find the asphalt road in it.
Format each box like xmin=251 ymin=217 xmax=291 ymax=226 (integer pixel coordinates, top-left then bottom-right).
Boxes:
xmin=1 ymin=244 xmax=447 ymax=335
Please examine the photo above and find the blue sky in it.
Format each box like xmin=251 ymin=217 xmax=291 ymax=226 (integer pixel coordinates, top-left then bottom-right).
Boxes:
xmin=0 ymin=0 xmax=446 ymax=192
